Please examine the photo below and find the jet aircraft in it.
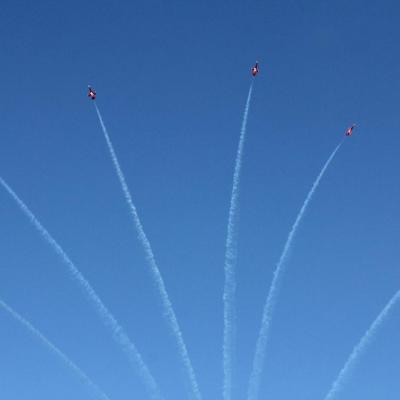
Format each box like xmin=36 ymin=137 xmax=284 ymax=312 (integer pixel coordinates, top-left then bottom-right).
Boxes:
xmin=345 ymin=124 xmax=356 ymax=136
xmin=251 ymin=62 xmax=259 ymax=77
xmin=88 ymin=86 xmax=96 ymax=100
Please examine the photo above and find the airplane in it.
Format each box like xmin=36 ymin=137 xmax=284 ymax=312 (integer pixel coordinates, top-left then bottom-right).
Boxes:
xmin=88 ymin=86 xmax=96 ymax=100
xmin=345 ymin=124 xmax=356 ymax=136
xmin=251 ymin=61 xmax=259 ymax=77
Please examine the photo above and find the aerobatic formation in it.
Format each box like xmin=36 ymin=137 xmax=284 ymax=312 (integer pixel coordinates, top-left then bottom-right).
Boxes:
xmin=6 ymin=58 xmax=393 ymax=400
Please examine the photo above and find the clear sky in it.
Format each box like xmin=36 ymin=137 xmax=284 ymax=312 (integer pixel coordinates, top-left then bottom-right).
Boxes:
xmin=0 ymin=0 xmax=399 ymax=399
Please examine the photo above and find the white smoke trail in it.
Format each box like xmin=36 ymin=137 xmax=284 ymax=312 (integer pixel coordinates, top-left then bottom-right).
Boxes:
xmin=0 ymin=299 xmax=111 ymax=400
xmin=323 ymin=289 xmax=400 ymax=400
xmin=247 ymin=140 xmax=344 ymax=400
xmin=0 ymin=177 xmax=162 ymax=400
xmin=94 ymin=103 xmax=201 ymax=400
xmin=223 ymin=83 xmax=254 ymax=400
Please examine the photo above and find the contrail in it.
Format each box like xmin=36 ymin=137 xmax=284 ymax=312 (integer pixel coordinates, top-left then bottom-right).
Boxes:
xmin=223 ymin=83 xmax=254 ymax=400
xmin=247 ymin=139 xmax=344 ymax=400
xmin=0 ymin=177 xmax=162 ymax=400
xmin=323 ymin=289 xmax=400 ymax=400
xmin=93 ymin=102 xmax=201 ymax=400
xmin=0 ymin=299 xmax=111 ymax=400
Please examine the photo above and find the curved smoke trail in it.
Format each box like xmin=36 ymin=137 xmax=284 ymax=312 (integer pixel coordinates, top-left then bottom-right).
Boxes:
xmin=247 ymin=139 xmax=344 ymax=400
xmin=223 ymin=83 xmax=254 ymax=400
xmin=0 ymin=177 xmax=162 ymax=400
xmin=0 ymin=299 xmax=111 ymax=400
xmin=323 ymin=289 xmax=400 ymax=400
xmin=94 ymin=103 xmax=201 ymax=400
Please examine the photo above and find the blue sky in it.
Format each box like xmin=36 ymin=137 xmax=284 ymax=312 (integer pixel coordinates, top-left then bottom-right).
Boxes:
xmin=0 ymin=0 xmax=399 ymax=399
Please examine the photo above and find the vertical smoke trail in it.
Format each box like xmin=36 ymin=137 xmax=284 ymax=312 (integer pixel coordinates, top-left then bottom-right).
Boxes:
xmin=247 ymin=139 xmax=344 ymax=400
xmin=0 ymin=299 xmax=111 ymax=400
xmin=323 ymin=289 xmax=400 ymax=400
xmin=223 ymin=83 xmax=254 ymax=400
xmin=94 ymin=103 xmax=201 ymax=400
xmin=0 ymin=177 xmax=162 ymax=400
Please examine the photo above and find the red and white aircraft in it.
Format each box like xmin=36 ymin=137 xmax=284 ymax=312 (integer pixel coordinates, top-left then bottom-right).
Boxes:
xmin=345 ymin=124 xmax=356 ymax=136
xmin=251 ymin=62 xmax=259 ymax=77
xmin=88 ymin=86 xmax=96 ymax=100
